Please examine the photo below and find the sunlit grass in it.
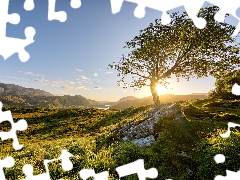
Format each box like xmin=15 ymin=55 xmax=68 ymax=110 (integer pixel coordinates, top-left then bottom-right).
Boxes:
xmin=1 ymin=106 xmax=152 ymax=179
xmin=1 ymin=99 xmax=240 ymax=179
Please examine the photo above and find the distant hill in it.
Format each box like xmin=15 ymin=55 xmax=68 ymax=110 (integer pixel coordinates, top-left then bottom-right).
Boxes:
xmin=0 ymin=83 xmax=100 ymax=108
xmin=0 ymin=95 xmax=101 ymax=108
xmin=0 ymin=83 xmax=53 ymax=97
xmin=98 ymin=96 xmax=139 ymax=108
xmin=0 ymin=82 xmax=208 ymax=109
xmin=117 ymin=96 xmax=138 ymax=103
xmin=110 ymin=94 xmax=208 ymax=110
xmin=188 ymin=93 xmax=208 ymax=96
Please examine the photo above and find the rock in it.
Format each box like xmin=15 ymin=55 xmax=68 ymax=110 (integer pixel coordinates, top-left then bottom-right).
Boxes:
xmin=113 ymin=102 xmax=183 ymax=147
xmin=177 ymin=151 xmax=188 ymax=157
xmin=181 ymin=105 xmax=189 ymax=112
xmin=133 ymin=135 xmax=155 ymax=147
xmin=186 ymin=168 xmax=194 ymax=176
xmin=174 ymin=115 xmax=182 ymax=120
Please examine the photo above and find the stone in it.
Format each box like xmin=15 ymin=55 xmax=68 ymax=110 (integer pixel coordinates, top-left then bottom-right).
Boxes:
xmin=133 ymin=135 xmax=155 ymax=147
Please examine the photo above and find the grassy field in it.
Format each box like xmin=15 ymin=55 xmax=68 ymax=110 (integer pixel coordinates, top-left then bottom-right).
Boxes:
xmin=0 ymin=99 xmax=240 ymax=179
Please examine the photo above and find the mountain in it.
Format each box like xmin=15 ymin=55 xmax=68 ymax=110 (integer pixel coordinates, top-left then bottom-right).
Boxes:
xmin=0 ymin=94 xmax=101 ymax=109
xmin=0 ymin=83 xmax=53 ymax=97
xmin=0 ymin=82 xmax=208 ymax=109
xmin=97 ymin=96 xmax=139 ymax=108
xmin=117 ymin=96 xmax=138 ymax=103
xmin=0 ymin=83 xmax=100 ymax=108
xmin=189 ymin=93 xmax=208 ymax=96
xmin=110 ymin=94 xmax=208 ymax=110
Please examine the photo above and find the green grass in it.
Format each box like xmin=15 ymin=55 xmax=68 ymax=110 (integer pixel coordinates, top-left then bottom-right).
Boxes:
xmin=1 ymin=100 xmax=240 ymax=179
xmin=0 ymin=105 xmax=152 ymax=179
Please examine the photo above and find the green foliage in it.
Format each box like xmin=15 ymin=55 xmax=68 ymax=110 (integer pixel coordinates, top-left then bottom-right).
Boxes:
xmin=95 ymin=133 xmax=122 ymax=152
xmin=209 ymin=70 xmax=240 ymax=100
xmin=194 ymin=129 xmax=240 ymax=180
xmin=153 ymin=116 xmax=174 ymax=139
xmin=148 ymin=99 xmax=240 ymax=179
xmin=1 ymin=100 xmax=240 ymax=179
xmin=0 ymin=94 xmax=101 ymax=109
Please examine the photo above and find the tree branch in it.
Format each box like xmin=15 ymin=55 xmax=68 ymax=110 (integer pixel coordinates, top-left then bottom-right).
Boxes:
xmin=159 ymin=41 xmax=194 ymax=79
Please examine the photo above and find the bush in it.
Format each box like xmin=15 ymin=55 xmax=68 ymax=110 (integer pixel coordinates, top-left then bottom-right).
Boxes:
xmin=153 ymin=116 xmax=173 ymax=139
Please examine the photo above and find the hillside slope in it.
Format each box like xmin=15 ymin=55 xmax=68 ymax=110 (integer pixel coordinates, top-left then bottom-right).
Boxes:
xmin=0 ymin=83 xmax=100 ymax=108
xmin=0 ymin=94 xmax=101 ymax=108
xmin=1 ymin=99 xmax=240 ymax=179
xmin=0 ymin=82 xmax=53 ymax=96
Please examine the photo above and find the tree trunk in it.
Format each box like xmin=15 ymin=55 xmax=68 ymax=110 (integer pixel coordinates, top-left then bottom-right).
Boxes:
xmin=150 ymin=79 xmax=160 ymax=107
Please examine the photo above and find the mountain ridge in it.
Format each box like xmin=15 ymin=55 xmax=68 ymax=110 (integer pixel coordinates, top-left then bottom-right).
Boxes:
xmin=0 ymin=82 xmax=208 ymax=109
xmin=0 ymin=82 xmax=100 ymax=108
xmin=0 ymin=82 xmax=53 ymax=97
xmin=110 ymin=94 xmax=208 ymax=110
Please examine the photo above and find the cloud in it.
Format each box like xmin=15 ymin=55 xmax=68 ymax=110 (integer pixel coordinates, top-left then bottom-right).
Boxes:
xmin=77 ymin=76 xmax=90 ymax=81
xmin=6 ymin=73 xmax=79 ymax=90
xmin=45 ymin=80 xmax=64 ymax=87
xmin=0 ymin=75 xmax=30 ymax=81
xmin=25 ymin=72 xmax=35 ymax=75
xmin=93 ymin=73 xmax=98 ymax=77
xmin=65 ymin=81 xmax=75 ymax=85
xmin=18 ymin=71 xmax=44 ymax=77
xmin=105 ymin=72 xmax=113 ymax=74
xmin=34 ymin=79 xmax=46 ymax=83
xmin=48 ymin=84 xmax=56 ymax=87
xmin=34 ymin=78 xmax=76 ymax=87
xmin=76 ymin=69 xmax=83 ymax=72
xmin=61 ymin=86 xmax=73 ymax=90
xmin=75 ymin=85 xmax=89 ymax=90
xmin=94 ymin=87 xmax=102 ymax=90
xmin=99 ymin=69 xmax=101 ymax=71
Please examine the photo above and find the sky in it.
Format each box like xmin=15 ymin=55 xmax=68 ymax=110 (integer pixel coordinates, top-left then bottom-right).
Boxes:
xmin=0 ymin=0 xmax=239 ymax=102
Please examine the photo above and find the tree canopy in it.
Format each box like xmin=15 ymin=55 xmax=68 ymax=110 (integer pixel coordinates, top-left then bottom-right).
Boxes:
xmin=209 ymin=70 xmax=240 ymax=100
xmin=109 ymin=6 xmax=240 ymax=106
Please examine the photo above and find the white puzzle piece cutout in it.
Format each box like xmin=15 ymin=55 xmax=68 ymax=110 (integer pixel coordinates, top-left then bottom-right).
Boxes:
xmin=220 ymin=122 xmax=240 ymax=138
xmin=79 ymin=169 xmax=108 ymax=180
xmin=0 ymin=0 xmax=36 ymax=62
xmin=215 ymin=170 xmax=240 ymax=180
xmin=0 ymin=156 xmax=14 ymax=180
xmin=49 ymin=0 xmax=82 ymax=22
xmin=70 ymin=0 xmax=81 ymax=9
xmin=110 ymin=0 xmax=240 ymax=33
xmin=232 ymin=83 xmax=240 ymax=96
xmin=24 ymin=0 xmax=35 ymax=11
xmin=116 ymin=159 xmax=158 ymax=180
xmin=48 ymin=0 xmax=67 ymax=22
xmin=0 ymin=101 xmax=28 ymax=150
xmin=23 ymin=149 xmax=73 ymax=180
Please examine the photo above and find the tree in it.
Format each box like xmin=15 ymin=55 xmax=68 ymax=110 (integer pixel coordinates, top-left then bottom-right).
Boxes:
xmin=208 ymin=70 xmax=240 ymax=100
xmin=108 ymin=6 xmax=240 ymax=107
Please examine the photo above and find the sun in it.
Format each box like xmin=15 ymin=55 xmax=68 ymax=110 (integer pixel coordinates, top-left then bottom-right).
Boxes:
xmin=156 ymin=84 xmax=167 ymax=95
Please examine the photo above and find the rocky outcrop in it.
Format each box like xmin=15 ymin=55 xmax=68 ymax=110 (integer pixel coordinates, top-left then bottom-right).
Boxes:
xmin=133 ymin=135 xmax=156 ymax=147
xmin=113 ymin=102 xmax=184 ymax=147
